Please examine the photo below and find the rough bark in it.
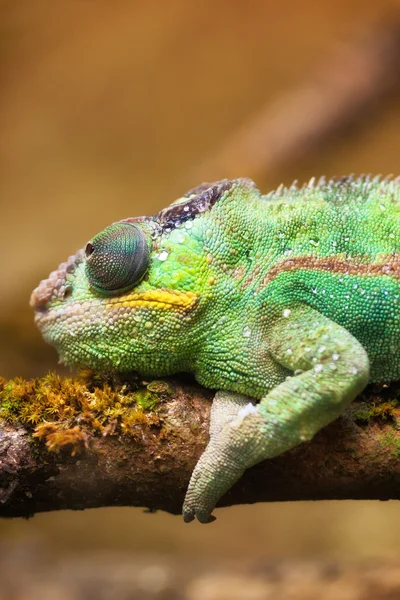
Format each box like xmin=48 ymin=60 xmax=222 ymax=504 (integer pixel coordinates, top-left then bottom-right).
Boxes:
xmin=1 ymin=375 xmax=400 ymax=518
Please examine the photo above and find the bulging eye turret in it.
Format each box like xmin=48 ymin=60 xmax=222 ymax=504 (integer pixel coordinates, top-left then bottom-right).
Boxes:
xmin=85 ymin=222 xmax=149 ymax=294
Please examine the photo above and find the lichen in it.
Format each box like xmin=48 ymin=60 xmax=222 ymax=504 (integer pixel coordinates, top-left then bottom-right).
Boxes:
xmin=0 ymin=372 xmax=171 ymax=454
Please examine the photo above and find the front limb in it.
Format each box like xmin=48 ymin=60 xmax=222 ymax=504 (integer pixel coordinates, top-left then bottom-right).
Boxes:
xmin=183 ymin=305 xmax=370 ymax=523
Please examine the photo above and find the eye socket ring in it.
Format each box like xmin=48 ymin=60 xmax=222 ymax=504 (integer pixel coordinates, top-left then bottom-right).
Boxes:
xmin=85 ymin=222 xmax=150 ymax=294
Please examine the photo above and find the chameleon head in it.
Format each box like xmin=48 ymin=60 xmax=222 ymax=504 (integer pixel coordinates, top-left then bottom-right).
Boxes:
xmin=30 ymin=220 xmax=199 ymax=374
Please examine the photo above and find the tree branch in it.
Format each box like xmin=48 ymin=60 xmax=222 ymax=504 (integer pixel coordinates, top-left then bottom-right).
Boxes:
xmin=1 ymin=374 xmax=400 ymax=518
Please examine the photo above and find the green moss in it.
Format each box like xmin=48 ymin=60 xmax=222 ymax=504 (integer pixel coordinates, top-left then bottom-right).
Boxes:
xmin=378 ymin=430 xmax=400 ymax=458
xmin=350 ymin=399 xmax=400 ymax=424
xmin=33 ymin=422 xmax=89 ymax=456
xmin=0 ymin=372 xmax=170 ymax=454
xmin=135 ymin=390 xmax=160 ymax=411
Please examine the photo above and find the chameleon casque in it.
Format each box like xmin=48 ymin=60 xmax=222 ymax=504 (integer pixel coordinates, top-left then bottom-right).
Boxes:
xmin=31 ymin=175 xmax=400 ymax=522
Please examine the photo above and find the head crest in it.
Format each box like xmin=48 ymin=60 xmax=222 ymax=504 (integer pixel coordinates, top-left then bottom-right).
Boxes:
xmin=156 ymin=178 xmax=255 ymax=230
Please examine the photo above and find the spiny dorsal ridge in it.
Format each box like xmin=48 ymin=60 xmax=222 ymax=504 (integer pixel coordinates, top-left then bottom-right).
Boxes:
xmin=266 ymin=174 xmax=400 ymax=200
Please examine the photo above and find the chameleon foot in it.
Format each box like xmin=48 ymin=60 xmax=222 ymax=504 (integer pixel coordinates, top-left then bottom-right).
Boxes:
xmin=183 ymin=391 xmax=254 ymax=523
xmin=182 ymin=436 xmax=247 ymax=523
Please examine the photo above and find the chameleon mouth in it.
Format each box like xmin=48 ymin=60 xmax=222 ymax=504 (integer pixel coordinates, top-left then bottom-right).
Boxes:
xmin=33 ymin=288 xmax=199 ymax=336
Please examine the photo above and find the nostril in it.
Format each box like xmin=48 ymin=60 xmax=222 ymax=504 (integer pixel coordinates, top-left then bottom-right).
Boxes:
xmin=63 ymin=285 xmax=73 ymax=300
xmin=85 ymin=242 xmax=94 ymax=257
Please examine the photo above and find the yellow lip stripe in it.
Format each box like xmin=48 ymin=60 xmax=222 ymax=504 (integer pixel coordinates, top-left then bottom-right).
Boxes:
xmin=106 ymin=289 xmax=198 ymax=311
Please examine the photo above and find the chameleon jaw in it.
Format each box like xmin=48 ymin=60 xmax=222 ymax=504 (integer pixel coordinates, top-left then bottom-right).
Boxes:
xmin=33 ymin=288 xmax=199 ymax=336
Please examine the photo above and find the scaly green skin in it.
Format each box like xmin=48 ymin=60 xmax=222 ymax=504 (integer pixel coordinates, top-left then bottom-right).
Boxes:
xmin=31 ymin=175 xmax=400 ymax=522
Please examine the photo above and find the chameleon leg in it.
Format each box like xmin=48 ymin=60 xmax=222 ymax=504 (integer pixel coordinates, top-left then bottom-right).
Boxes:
xmin=209 ymin=390 xmax=255 ymax=438
xmin=182 ymin=305 xmax=370 ymax=523
xmin=184 ymin=391 xmax=254 ymax=522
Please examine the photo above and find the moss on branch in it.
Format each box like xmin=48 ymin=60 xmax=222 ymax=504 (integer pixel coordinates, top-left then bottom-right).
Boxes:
xmin=0 ymin=372 xmax=170 ymax=455
xmin=1 ymin=374 xmax=400 ymax=518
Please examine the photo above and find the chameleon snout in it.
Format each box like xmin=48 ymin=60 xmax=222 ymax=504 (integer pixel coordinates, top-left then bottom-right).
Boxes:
xmin=30 ymin=249 xmax=85 ymax=314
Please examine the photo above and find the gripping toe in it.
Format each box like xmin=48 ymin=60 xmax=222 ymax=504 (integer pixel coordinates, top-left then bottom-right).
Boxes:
xmin=182 ymin=501 xmax=216 ymax=524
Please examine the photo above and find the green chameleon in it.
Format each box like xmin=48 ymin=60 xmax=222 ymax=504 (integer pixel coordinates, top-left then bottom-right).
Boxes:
xmin=31 ymin=175 xmax=400 ymax=522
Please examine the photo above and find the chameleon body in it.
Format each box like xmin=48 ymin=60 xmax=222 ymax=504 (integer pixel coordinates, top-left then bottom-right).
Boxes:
xmin=31 ymin=176 xmax=400 ymax=522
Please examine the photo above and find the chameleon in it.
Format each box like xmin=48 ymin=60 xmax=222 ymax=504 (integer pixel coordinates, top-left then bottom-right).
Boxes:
xmin=30 ymin=175 xmax=400 ymax=522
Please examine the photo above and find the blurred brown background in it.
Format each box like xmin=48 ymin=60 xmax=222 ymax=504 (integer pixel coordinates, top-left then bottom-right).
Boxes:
xmin=2 ymin=0 xmax=400 ymax=588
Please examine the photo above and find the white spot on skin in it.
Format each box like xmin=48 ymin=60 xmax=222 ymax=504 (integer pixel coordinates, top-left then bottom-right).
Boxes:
xmin=282 ymin=309 xmax=291 ymax=318
xmin=314 ymin=364 xmax=323 ymax=374
xmin=332 ymin=353 xmax=340 ymax=361
xmin=233 ymin=402 xmax=258 ymax=426
xmin=242 ymin=326 xmax=251 ymax=338
xmin=157 ymin=251 xmax=169 ymax=261
xmin=174 ymin=232 xmax=186 ymax=243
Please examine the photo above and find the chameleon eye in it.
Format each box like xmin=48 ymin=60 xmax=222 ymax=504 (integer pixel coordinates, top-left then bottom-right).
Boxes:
xmin=85 ymin=223 xmax=150 ymax=294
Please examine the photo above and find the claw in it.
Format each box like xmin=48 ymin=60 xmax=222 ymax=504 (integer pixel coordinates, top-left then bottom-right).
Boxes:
xmin=182 ymin=507 xmax=195 ymax=523
xmin=182 ymin=503 xmax=216 ymax=523
xmin=200 ymin=512 xmax=217 ymax=524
